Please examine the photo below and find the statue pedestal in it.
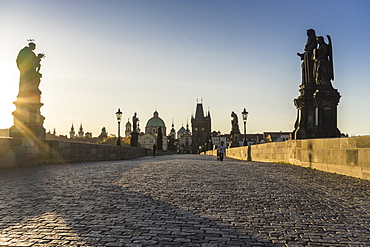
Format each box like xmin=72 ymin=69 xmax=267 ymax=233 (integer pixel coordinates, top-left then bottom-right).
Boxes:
xmin=130 ymin=132 xmax=139 ymax=147
xmin=230 ymin=130 xmax=240 ymax=147
xmin=10 ymin=97 xmax=46 ymax=140
xmin=292 ymin=85 xmax=341 ymax=139
xmin=312 ymin=89 xmax=341 ymax=138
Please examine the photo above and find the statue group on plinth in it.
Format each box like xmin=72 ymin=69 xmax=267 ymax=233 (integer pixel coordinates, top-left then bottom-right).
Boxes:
xmin=230 ymin=111 xmax=241 ymax=147
xmin=10 ymin=40 xmax=46 ymax=140
xmin=292 ymin=29 xmax=341 ymax=139
xmin=130 ymin=112 xmax=139 ymax=147
xmin=16 ymin=41 xmax=45 ymax=100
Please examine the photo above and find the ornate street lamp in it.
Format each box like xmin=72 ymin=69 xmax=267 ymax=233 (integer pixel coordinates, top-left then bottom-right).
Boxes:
xmin=242 ymin=108 xmax=249 ymax=146
xmin=116 ymin=108 xmax=123 ymax=146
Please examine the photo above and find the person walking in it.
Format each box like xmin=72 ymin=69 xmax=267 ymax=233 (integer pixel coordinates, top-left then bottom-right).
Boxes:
xmin=217 ymin=141 xmax=226 ymax=161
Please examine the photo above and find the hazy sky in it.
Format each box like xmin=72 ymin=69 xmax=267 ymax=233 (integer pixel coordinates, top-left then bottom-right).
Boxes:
xmin=1 ymin=0 xmax=370 ymax=137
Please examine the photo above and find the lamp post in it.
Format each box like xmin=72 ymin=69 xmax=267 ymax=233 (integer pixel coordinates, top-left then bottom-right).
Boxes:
xmin=242 ymin=108 xmax=249 ymax=146
xmin=116 ymin=108 xmax=122 ymax=146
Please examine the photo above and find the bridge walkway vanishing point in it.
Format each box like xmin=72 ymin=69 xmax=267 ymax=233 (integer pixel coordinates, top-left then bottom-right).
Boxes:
xmin=0 ymin=154 xmax=369 ymax=246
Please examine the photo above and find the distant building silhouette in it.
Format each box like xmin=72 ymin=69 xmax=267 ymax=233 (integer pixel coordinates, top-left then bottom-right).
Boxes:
xmin=78 ymin=124 xmax=84 ymax=138
xmin=169 ymin=120 xmax=176 ymax=140
xmin=125 ymin=118 xmax=131 ymax=137
xmin=69 ymin=124 xmax=76 ymax=139
xmin=138 ymin=110 xmax=168 ymax=150
xmin=191 ymin=101 xmax=211 ymax=153
xmin=145 ymin=110 xmax=166 ymax=136
xmin=167 ymin=121 xmax=177 ymax=152
xmin=177 ymin=122 xmax=192 ymax=153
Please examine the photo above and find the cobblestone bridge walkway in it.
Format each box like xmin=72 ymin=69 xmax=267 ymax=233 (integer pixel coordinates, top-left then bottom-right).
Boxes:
xmin=0 ymin=154 xmax=369 ymax=246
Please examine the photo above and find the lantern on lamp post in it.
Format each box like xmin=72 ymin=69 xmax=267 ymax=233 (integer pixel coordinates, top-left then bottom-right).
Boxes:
xmin=115 ymin=108 xmax=123 ymax=146
xmin=242 ymin=108 xmax=249 ymax=146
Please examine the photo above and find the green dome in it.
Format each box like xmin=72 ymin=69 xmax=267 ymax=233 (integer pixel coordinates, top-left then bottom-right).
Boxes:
xmin=146 ymin=111 xmax=165 ymax=127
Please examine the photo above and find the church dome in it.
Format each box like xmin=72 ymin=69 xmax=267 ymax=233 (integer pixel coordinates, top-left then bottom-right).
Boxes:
xmin=126 ymin=118 xmax=131 ymax=126
xmin=146 ymin=111 xmax=165 ymax=127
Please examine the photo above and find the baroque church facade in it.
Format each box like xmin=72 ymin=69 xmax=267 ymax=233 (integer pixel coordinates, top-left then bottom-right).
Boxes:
xmin=138 ymin=110 xmax=168 ymax=150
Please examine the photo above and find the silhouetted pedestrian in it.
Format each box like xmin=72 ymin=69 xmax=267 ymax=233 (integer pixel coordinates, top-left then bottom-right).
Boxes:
xmin=217 ymin=141 xmax=226 ymax=161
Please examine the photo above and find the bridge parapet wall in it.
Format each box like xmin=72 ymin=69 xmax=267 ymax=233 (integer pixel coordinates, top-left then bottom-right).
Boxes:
xmin=207 ymin=136 xmax=370 ymax=180
xmin=0 ymin=138 xmax=146 ymax=168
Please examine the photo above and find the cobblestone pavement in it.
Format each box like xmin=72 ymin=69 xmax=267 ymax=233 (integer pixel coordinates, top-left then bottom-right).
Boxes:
xmin=0 ymin=155 xmax=369 ymax=246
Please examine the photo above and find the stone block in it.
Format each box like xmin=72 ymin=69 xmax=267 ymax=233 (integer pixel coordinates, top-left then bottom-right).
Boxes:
xmin=312 ymin=149 xmax=323 ymax=163
xmin=295 ymin=140 xmax=302 ymax=148
xmin=355 ymin=136 xmax=370 ymax=148
xmin=346 ymin=149 xmax=358 ymax=166
xmin=9 ymin=138 xmax=23 ymax=146
xmin=362 ymin=167 xmax=370 ymax=180
xmin=22 ymin=138 xmax=35 ymax=147
xmin=0 ymin=138 xmax=11 ymax=146
xmin=358 ymin=148 xmax=370 ymax=168
xmin=333 ymin=149 xmax=346 ymax=166
xmin=324 ymin=138 xmax=341 ymax=149
xmin=46 ymin=140 xmax=61 ymax=148
xmin=313 ymin=139 xmax=325 ymax=150
xmin=340 ymin=137 xmax=356 ymax=149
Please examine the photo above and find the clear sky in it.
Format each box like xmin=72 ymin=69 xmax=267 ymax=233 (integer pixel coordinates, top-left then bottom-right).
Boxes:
xmin=1 ymin=0 xmax=370 ymax=137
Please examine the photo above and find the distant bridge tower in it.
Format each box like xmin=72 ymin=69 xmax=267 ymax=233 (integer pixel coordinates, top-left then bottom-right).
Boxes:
xmin=191 ymin=99 xmax=211 ymax=153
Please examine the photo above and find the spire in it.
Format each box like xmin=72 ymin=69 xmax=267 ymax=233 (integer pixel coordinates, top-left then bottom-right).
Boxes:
xmin=194 ymin=102 xmax=205 ymax=120
xmin=70 ymin=123 xmax=75 ymax=138
xmin=171 ymin=119 xmax=176 ymax=132
xmin=78 ymin=123 xmax=84 ymax=138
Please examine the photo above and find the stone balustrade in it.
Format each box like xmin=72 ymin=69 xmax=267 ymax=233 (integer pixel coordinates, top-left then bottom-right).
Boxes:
xmin=207 ymin=136 xmax=370 ymax=180
xmin=0 ymin=138 xmax=146 ymax=168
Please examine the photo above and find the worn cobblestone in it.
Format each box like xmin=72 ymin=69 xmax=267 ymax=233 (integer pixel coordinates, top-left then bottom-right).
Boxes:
xmin=0 ymin=154 xmax=369 ymax=246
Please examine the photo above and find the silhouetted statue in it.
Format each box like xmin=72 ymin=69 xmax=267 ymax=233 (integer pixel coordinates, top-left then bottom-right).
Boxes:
xmin=10 ymin=41 xmax=46 ymax=140
xmin=132 ymin=112 xmax=139 ymax=132
xmin=292 ymin=30 xmax=341 ymax=140
xmin=152 ymin=143 xmax=156 ymax=156
xmin=297 ymin=29 xmax=317 ymax=85
xmin=231 ymin=111 xmax=239 ymax=131
xmin=313 ymin=36 xmax=334 ymax=89
xmin=230 ymin=111 xmax=241 ymax=147
xmin=16 ymin=41 xmax=45 ymax=97
xmin=98 ymin=127 xmax=108 ymax=139
xmin=157 ymin=127 xmax=163 ymax=150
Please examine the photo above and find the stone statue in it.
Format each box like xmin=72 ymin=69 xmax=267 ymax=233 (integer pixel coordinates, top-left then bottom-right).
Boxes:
xmin=98 ymin=127 xmax=108 ymax=139
xmin=16 ymin=41 xmax=45 ymax=97
xmin=10 ymin=41 xmax=46 ymax=140
xmin=157 ymin=126 xmax=163 ymax=150
xmin=132 ymin=112 xmax=139 ymax=132
xmin=230 ymin=111 xmax=241 ymax=147
xmin=292 ymin=30 xmax=341 ymax=140
xmin=231 ymin=111 xmax=239 ymax=130
xmin=313 ymin=36 xmax=334 ymax=89
xmin=297 ymin=29 xmax=317 ymax=85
